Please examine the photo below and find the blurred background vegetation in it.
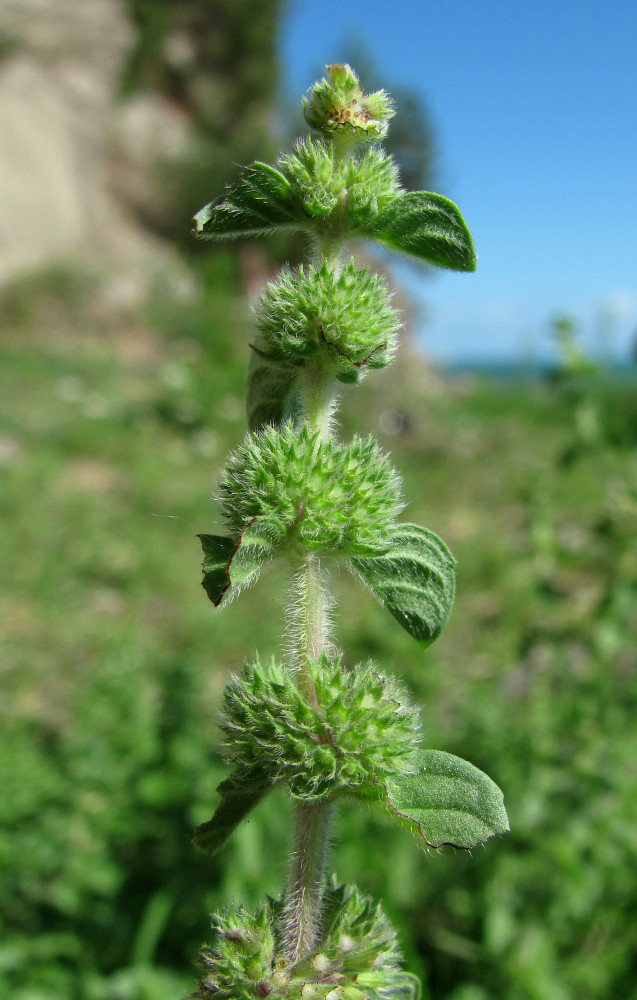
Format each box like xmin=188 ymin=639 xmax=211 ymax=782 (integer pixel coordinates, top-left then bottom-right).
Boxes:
xmin=1 ymin=3 xmax=636 ymax=999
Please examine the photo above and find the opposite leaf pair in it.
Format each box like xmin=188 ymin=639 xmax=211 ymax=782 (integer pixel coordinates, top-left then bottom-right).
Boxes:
xmin=193 ymin=140 xmax=476 ymax=273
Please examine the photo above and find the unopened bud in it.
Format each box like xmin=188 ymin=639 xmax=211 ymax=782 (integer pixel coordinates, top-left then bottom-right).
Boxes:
xmin=303 ymin=64 xmax=394 ymax=142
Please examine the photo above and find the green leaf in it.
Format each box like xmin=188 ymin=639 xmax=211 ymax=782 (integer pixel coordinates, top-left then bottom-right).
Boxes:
xmin=193 ymin=162 xmax=299 ymax=241
xmin=246 ymin=351 xmax=299 ymax=431
xmin=351 ymin=523 xmax=455 ymax=647
xmin=193 ymin=769 xmax=273 ymax=855
xmin=198 ymin=534 xmax=235 ymax=606
xmin=199 ymin=516 xmax=286 ymax=606
xmin=367 ymin=192 xmax=477 ymax=271
xmin=356 ymin=749 xmax=509 ymax=850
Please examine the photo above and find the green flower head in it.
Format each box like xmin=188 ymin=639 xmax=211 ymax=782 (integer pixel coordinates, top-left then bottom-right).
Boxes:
xmin=279 ymin=139 xmax=401 ymax=228
xmin=217 ymin=423 xmax=403 ymax=556
xmin=220 ymin=654 xmax=421 ymax=801
xmin=191 ymin=881 xmax=419 ymax=1000
xmin=254 ymin=260 xmax=400 ymax=382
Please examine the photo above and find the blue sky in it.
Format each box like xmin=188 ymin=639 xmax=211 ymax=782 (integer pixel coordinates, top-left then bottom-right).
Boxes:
xmin=279 ymin=0 xmax=637 ymax=364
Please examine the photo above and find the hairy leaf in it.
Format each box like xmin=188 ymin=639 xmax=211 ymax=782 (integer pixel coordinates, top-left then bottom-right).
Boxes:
xmin=367 ymin=192 xmax=477 ymax=271
xmin=193 ymin=162 xmax=298 ymax=240
xmin=199 ymin=516 xmax=286 ymax=606
xmin=355 ymin=749 xmax=509 ymax=849
xmin=246 ymin=351 xmax=298 ymax=431
xmin=193 ymin=167 xmax=477 ymax=277
xmin=351 ymin=523 xmax=455 ymax=646
xmin=193 ymin=769 xmax=273 ymax=855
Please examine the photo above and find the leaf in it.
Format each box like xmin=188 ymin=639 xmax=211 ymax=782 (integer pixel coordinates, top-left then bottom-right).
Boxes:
xmin=351 ymin=523 xmax=455 ymax=647
xmin=199 ymin=516 xmax=286 ymax=606
xmin=246 ymin=351 xmax=299 ymax=431
xmin=355 ymin=749 xmax=509 ymax=850
xmin=193 ymin=769 xmax=274 ymax=855
xmin=198 ymin=534 xmax=235 ymax=606
xmin=193 ymin=162 xmax=299 ymax=240
xmin=367 ymin=192 xmax=477 ymax=271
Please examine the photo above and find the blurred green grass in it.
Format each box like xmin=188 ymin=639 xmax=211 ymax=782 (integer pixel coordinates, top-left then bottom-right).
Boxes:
xmin=1 ymin=260 xmax=636 ymax=1000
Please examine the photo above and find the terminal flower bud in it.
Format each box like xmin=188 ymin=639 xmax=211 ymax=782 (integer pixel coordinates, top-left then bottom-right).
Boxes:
xmin=303 ymin=63 xmax=395 ymax=142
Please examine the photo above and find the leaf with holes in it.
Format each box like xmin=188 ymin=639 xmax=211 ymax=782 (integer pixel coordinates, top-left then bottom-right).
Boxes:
xmin=193 ymin=162 xmax=299 ymax=240
xmin=199 ymin=515 xmax=286 ymax=606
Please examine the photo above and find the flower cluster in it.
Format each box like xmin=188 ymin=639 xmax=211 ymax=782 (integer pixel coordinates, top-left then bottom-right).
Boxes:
xmin=218 ymin=423 xmax=403 ymax=556
xmin=220 ymin=654 xmax=421 ymax=801
xmin=191 ymin=880 xmax=418 ymax=1000
xmin=279 ymin=139 xmax=401 ymax=227
xmin=254 ymin=260 xmax=400 ymax=382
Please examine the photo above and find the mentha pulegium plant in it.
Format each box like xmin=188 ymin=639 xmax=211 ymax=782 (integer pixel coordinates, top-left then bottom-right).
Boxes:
xmin=190 ymin=63 xmax=509 ymax=999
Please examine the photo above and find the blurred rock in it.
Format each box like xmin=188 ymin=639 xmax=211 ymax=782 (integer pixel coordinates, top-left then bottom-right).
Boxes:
xmin=0 ymin=0 xmax=182 ymax=286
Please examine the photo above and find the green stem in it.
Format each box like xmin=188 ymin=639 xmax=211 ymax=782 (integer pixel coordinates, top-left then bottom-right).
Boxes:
xmin=281 ymin=199 xmax=347 ymax=965
xmin=282 ymin=554 xmax=333 ymax=962
xmin=296 ymin=233 xmax=343 ymax=442
xmin=331 ymin=130 xmax=358 ymax=161
xmin=282 ymin=355 xmax=338 ymax=962
xmin=287 ymin=554 xmax=332 ymax=706
xmin=281 ymin=800 xmax=332 ymax=965
xmin=311 ymin=232 xmax=345 ymax=272
xmin=296 ymin=361 xmax=335 ymax=442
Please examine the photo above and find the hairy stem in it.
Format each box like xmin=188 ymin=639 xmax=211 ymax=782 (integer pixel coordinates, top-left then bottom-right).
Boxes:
xmin=282 ymin=555 xmax=333 ymax=961
xmin=296 ymin=361 xmax=336 ymax=442
xmin=287 ymin=555 xmax=332 ymax=706
xmin=283 ymin=350 xmax=338 ymax=960
xmin=281 ymin=209 xmax=347 ymax=964
xmin=281 ymin=799 xmax=332 ymax=965
xmin=296 ymin=230 xmax=345 ymax=442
